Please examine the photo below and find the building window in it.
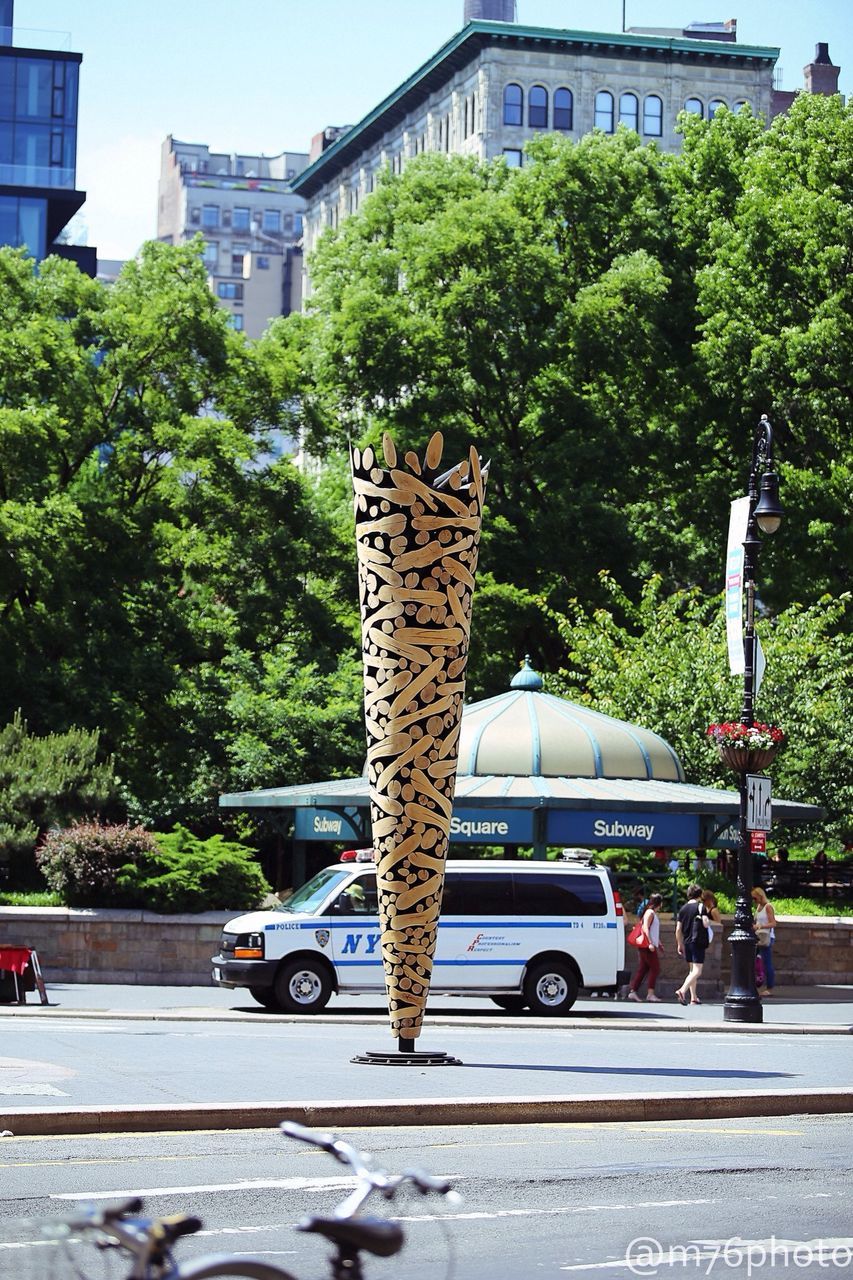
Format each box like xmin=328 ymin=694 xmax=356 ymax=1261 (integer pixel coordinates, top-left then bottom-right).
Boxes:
xmin=231 ymin=252 xmax=245 ymax=276
xmin=734 ymin=99 xmax=750 ymax=112
xmin=232 ymin=206 xmax=250 ymax=231
xmin=708 ymin=99 xmax=726 ymax=119
xmin=554 ymin=87 xmax=573 ymax=130
xmin=257 ymin=255 xmax=270 ymax=269
xmin=201 ymin=204 xmax=219 ymax=229
xmin=594 ymin=90 xmax=614 ymax=133
xmin=202 ymin=240 xmax=218 ymax=268
xmin=643 ymin=95 xmax=663 ymax=136
xmin=262 ymin=208 xmax=281 ymax=233
xmin=503 ymin=83 xmax=523 ymax=127
xmin=528 ymin=85 xmax=548 ymax=129
xmin=684 ymin=97 xmax=704 ymax=116
xmin=228 ymin=313 xmax=244 ymax=331
xmin=217 ymin=281 xmax=244 ymax=300
xmin=619 ymin=93 xmax=639 ymax=131
xmin=502 ymin=148 xmax=523 ymax=167
xmin=444 ymin=113 xmax=451 ymax=151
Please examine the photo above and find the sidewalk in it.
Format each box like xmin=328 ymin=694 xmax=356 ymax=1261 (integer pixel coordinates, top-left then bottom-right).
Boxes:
xmin=2 ymin=983 xmax=850 ymax=1136
xmin=2 ymin=981 xmax=852 ymax=1032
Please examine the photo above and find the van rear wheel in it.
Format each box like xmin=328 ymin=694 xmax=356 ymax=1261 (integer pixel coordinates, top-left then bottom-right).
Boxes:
xmin=274 ymin=959 xmax=332 ymax=1014
xmin=524 ymin=961 xmax=578 ymax=1015
xmin=490 ymin=996 xmax=527 ymax=1014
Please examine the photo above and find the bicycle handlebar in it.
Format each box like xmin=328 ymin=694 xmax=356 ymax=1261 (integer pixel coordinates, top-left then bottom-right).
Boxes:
xmin=280 ymin=1121 xmax=455 ymax=1204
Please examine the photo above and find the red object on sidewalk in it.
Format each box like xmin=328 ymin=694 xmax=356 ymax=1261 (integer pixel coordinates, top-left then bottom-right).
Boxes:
xmin=0 ymin=946 xmax=32 ymax=974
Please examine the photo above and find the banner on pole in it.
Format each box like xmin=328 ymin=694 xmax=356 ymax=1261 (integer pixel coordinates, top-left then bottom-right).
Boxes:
xmin=725 ymin=496 xmax=750 ymax=675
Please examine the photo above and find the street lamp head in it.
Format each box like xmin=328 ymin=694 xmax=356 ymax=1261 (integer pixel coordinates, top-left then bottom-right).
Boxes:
xmin=755 ymin=469 xmax=783 ymax=534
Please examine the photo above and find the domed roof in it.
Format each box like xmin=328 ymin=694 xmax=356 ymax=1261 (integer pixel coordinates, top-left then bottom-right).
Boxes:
xmin=458 ymin=658 xmax=684 ymax=782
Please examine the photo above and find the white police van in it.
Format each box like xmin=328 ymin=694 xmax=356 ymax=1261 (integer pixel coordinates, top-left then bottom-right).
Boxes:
xmin=212 ymin=855 xmax=627 ymax=1015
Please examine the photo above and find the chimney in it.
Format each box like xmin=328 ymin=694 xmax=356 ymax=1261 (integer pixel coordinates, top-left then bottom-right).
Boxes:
xmin=804 ymin=43 xmax=840 ymax=96
xmin=464 ymin=0 xmax=517 ymax=23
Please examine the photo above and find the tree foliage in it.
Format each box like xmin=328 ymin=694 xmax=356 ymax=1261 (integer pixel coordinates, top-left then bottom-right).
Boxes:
xmin=279 ymin=99 xmax=852 ymax=689
xmin=0 ymin=711 xmax=117 ymax=885
xmin=549 ymin=576 xmax=852 ymax=835
xmin=0 ymin=243 xmax=364 ymax=831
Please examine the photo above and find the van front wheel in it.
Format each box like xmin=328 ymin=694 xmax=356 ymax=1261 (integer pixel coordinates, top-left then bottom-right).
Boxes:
xmin=490 ymin=996 xmax=527 ymax=1014
xmin=274 ymin=960 xmax=332 ymax=1013
xmin=524 ymin=961 xmax=578 ymax=1015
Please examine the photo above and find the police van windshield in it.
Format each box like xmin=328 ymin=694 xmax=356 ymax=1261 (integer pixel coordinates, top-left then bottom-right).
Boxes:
xmin=276 ymin=867 xmax=350 ymax=914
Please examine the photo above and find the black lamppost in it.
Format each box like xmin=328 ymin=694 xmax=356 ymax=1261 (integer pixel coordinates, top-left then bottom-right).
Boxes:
xmin=723 ymin=414 xmax=783 ymax=1024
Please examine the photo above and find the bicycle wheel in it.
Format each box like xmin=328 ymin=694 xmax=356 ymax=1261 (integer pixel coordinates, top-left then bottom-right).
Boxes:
xmin=179 ymin=1256 xmax=298 ymax=1279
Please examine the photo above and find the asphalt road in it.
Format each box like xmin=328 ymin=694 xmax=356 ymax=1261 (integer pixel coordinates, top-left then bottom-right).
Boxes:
xmin=3 ymin=1013 xmax=853 ymax=1113
xmin=3 ymin=1118 xmax=853 ymax=1278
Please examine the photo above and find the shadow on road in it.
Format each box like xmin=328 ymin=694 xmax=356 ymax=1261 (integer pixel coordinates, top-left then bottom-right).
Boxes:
xmin=454 ymin=1063 xmax=797 ymax=1080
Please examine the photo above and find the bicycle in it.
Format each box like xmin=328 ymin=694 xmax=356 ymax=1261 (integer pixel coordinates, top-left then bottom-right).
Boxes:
xmin=43 ymin=1196 xmax=292 ymax=1278
xmin=40 ymin=1122 xmax=457 ymax=1280
xmin=278 ymin=1120 xmax=458 ymax=1280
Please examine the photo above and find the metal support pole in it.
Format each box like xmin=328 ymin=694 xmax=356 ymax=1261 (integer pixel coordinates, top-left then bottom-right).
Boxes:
xmin=723 ymin=418 xmax=779 ymax=1023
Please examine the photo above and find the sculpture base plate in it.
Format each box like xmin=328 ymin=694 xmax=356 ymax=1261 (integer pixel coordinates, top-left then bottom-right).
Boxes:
xmin=351 ymin=1048 xmax=462 ymax=1066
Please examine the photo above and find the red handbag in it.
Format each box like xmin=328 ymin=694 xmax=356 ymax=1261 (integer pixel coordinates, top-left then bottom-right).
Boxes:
xmin=627 ymin=921 xmax=649 ymax=949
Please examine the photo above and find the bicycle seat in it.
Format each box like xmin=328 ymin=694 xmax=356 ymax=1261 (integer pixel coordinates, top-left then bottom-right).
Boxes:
xmin=297 ymin=1214 xmax=405 ymax=1258
xmin=158 ymin=1215 xmax=203 ymax=1245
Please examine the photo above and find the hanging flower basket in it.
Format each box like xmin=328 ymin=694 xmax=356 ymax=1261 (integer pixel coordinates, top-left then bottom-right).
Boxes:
xmin=706 ymin=722 xmax=785 ymax=773
xmin=716 ymin=742 xmax=779 ymax=772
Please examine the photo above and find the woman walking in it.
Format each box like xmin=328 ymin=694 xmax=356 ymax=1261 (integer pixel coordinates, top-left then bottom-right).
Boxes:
xmin=674 ymin=883 xmax=711 ymax=1005
xmin=752 ymin=886 xmax=778 ymax=995
xmin=628 ymin=893 xmax=664 ymax=1002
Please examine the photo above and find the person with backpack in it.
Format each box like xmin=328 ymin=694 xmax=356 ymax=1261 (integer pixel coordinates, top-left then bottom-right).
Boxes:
xmin=627 ymin=892 xmax=664 ymax=1003
xmin=674 ymin=883 xmax=712 ymax=1006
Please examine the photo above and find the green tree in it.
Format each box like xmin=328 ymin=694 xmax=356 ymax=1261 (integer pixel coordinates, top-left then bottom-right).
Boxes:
xmin=676 ymin=95 xmax=853 ymax=609
xmin=0 ymin=243 xmax=363 ymax=825
xmin=549 ymin=576 xmax=851 ymax=833
xmin=0 ymin=712 xmax=117 ymax=886
xmin=275 ymin=138 xmax=695 ymax=678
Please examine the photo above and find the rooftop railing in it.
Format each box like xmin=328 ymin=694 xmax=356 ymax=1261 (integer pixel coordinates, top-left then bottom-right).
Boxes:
xmin=0 ymin=26 xmax=73 ymax=52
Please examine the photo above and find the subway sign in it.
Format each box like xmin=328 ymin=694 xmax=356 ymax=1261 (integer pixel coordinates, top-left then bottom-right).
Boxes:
xmin=449 ymin=807 xmax=534 ymax=843
xmin=547 ymin=810 xmax=700 ymax=848
xmin=294 ymin=808 xmax=366 ymax=843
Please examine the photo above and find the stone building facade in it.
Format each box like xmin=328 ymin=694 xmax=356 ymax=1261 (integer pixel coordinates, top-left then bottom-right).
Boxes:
xmin=292 ymin=19 xmax=779 ymax=292
xmin=157 ymin=135 xmax=308 ymax=339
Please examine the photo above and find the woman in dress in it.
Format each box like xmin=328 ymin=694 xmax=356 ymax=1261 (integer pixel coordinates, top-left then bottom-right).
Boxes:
xmin=752 ymin=886 xmax=777 ymax=996
xmin=627 ymin=892 xmax=664 ymax=1003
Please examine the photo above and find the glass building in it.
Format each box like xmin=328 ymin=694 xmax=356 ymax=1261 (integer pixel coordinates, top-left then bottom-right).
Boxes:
xmin=0 ymin=0 xmax=89 ymax=267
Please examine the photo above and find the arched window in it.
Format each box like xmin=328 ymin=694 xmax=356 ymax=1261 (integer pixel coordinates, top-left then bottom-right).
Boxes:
xmin=734 ymin=99 xmax=750 ymax=113
xmin=708 ymin=99 xmax=726 ymax=119
xmin=554 ymin=87 xmax=573 ymax=130
xmin=594 ymin=90 xmax=614 ymax=133
xmin=619 ymin=92 xmax=639 ymax=131
xmin=528 ymin=85 xmax=548 ymax=129
xmin=503 ymin=83 xmax=523 ymax=126
xmin=684 ymin=97 xmax=703 ymax=117
xmin=643 ymin=94 xmax=663 ymax=136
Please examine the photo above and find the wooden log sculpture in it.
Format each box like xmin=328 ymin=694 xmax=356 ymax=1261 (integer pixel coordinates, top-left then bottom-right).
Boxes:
xmin=351 ymin=431 xmax=488 ymax=1041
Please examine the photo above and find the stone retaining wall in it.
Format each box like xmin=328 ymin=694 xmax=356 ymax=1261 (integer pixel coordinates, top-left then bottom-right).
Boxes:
xmin=0 ymin=907 xmax=850 ymax=988
xmin=0 ymin=907 xmax=232 ymax=985
xmin=630 ymin=916 xmax=853 ymax=997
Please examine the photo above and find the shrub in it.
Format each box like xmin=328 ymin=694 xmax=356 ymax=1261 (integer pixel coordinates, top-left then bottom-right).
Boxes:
xmin=35 ymin=821 xmax=269 ymax=912
xmin=0 ymin=712 xmax=118 ymax=889
xmin=36 ymin=821 xmax=158 ymax=906
xmin=117 ymin=825 xmax=269 ymax=913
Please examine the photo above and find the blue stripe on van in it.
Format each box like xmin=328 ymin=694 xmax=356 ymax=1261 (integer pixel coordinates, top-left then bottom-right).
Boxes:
xmin=334 ymin=959 xmax=523 ymax=968
xmin=263 ymin=918 xmax=616 ymax=930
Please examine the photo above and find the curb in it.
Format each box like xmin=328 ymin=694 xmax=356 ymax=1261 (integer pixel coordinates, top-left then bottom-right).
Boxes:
xmin=0 ymin=1006 xmax=850 ymax=1034
xmin=3 ymin=1087 xmax=853 ymax=1137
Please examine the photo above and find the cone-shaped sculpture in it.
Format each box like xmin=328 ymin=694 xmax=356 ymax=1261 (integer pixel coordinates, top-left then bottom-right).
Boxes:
xmin=351 ymin=432 xmax=488 ymax=1040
